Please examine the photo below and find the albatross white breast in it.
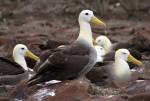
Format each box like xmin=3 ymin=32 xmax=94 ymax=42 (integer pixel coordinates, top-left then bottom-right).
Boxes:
xmin=111 ymin=49 xmax=143 ymax=83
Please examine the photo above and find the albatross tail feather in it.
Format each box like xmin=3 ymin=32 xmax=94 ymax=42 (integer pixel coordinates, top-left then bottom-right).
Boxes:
xmin=27 ymin=76 xmax=43 ymax=87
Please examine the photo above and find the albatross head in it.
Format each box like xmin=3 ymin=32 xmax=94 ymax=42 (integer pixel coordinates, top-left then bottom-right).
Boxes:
xmin=95 ymin=35 xmax=112 ymax=54
xmin=79 ymin=10 xmax=106 ymax=27
xmin=13 ymin=44 xmax=39 ymax=71
xmin=77 ymin=10 xmax=106 ymax=46
xmin=115 ymin=49 xmax=143 ymax=66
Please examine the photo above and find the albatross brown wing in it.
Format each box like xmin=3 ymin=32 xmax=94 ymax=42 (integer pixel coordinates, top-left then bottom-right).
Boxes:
xmin=0 ymin=57 xmax=24 ymax=75
xmin=28 ymin=43 xmax=90 ymax=86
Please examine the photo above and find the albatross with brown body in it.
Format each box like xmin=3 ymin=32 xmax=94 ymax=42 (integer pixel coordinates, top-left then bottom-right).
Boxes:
xmin=0 ymin=44 xmax=39 ymax=85
xmin=28 ymin=10 xmax=106 ymax=86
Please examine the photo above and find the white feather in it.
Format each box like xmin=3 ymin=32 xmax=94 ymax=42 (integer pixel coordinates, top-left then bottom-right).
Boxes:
xmin=94 ymin=45 xmax=105 ymax=62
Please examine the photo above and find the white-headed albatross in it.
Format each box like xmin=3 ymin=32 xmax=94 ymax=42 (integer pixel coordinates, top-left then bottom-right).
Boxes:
xmin=0 ymin=44 xmax=39 ymax=85
xmin=108 ymin=49 xmax=143 ymax=91
xmin=93 ymin=35 xmax=142 ymax=69
xmin=95 ymin=35 xmax=112 ymax=54
xmin=28 ymin=10 xmax=106 ymax=86
xmin=93 ymin=35 xmax=112 ymax=63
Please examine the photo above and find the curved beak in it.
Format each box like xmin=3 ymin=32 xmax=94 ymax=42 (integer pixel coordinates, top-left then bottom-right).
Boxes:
xmin=90 ymin=15 xmax=106 ymax=27
xmin=127 ymin=54 xmax=144 ymax=67
xmin=25 ymin=50 xmax=40 ymax=61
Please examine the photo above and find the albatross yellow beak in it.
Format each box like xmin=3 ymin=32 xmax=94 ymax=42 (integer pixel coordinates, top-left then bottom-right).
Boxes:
xmin=91 ymin=15 xmax=106 ymax=27
xmin=127 ymin=54 xmax=143 ymax=67
xmin=25 ymin=50 xmax=40 ymax=61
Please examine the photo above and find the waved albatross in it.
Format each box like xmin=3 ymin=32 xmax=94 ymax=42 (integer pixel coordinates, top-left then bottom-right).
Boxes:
xmin=28 ymin=10 xmax=106 ymax=86
xmin=107 ymin=49 xmax=143 ymax=91
xmin=34 ymin=37 xmax=107 ymax=72
xmin=0 ymin=44 xmax=39 ymax=85
xmin=94 ymin=35 xmax=142 ymax=69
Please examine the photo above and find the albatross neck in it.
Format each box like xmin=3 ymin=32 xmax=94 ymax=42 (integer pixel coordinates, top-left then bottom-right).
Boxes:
xmin=13 ymin=53 xmax=28 ymax=71
xmin=114 ymin=58 xmax=129 ymax=69
xmin=76 ymin=20 xmax=93 ymax=47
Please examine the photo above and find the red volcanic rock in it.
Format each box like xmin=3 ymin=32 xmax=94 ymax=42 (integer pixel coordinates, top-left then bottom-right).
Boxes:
xmin=83 ymin=96 xmax=126 ymax=101
xmin=29 ymin=80 xmax=90 ymax=101
xmin=27 ymin=80 xmax=129 ymax=101
xmin=127 ymin=80 xmax=150 ymax=94
xmin=128 ymin=92 xmax=150 ymax=101
xmin=0 ymin=97 xmax=10 ymax=101
xmin=113 ymin=31 xmax=150 ymax=53
xmin=130 ymin=33 xmax=150 ymax=52
xmin=10 ymin=75 xmax=150 ymax=101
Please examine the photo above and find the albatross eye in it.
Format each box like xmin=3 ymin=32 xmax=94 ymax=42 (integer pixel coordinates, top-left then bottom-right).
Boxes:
xmin=122 ymin=52 xmax=127 ymax=55
xmin=21 ymin=48 xmax=25 ymax=50
xmin=100 ymin=47 xmax=103 ymax=50
xmin=85 ymin=13 xmax=89 ymax=15
xmin=98 ymin=40 xmax=101 ymax=43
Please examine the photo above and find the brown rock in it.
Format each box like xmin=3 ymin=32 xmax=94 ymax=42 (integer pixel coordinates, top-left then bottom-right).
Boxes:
xmin=113 ymin=32 xmax=150 ymax=53
xmin=29 ymin=80 xmax=90 ymax=101
xmin=27 ymin=80 xmax=127 ymax=101
xmin=128 ymin=92 xmax=150 ymax=101
xmin=127 ymin=80 xmax=150 ymax=94
xmin=130 ymin=33 xmax=150 ymax=53
xmin=0 ymin=97 xmax=10 ymax=101
xmin=83 ymin=96 xmax=126 ymax=101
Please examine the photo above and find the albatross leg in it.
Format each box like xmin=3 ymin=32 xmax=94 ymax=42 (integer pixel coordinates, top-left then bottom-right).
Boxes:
xmin=77 ymin=75 xmax=90 ymax=83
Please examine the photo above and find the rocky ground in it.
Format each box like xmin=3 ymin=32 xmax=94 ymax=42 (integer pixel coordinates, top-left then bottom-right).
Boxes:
xmin=0 ymin=0 xmax=150 ymax=101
